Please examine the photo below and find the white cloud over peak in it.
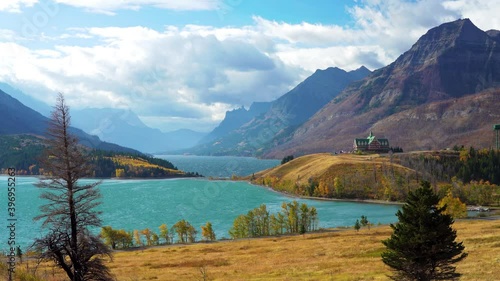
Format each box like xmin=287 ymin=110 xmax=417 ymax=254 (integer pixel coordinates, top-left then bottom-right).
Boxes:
xmin=442 ymin=0 xmax=500 ymax=31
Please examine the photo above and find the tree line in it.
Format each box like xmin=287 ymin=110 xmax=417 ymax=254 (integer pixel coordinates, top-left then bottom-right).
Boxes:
xmin=229 ymin=201 xmax=318 ymax=239
xmin=100 ymin=201 xmax=319 ymax=250
xmin=0 ymin=135 xmax=45 ymax=175
xmin=90 ymin=150 xmax=202 ymax=178
xmin=100 ymin=220 xmax=216 ymax=250
xmin=397 ymin=147 xmax=500 ymax=185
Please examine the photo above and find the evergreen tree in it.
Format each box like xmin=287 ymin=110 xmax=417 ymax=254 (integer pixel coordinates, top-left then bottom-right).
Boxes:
xmin=354 ymin=219 xmax=361 ymax=232
xmin=381 ymin=181 xmax=467 ymax=281
xmin=360 ymin=215 xmax=370 ymax=229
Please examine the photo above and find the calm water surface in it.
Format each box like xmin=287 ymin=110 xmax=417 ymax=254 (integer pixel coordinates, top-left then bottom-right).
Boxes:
xmin=156 ymin=155 xmax=280 ymax=178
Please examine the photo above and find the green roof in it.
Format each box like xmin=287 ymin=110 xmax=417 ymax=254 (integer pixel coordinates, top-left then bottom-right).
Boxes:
xmin=354 ymin=132 xmax=389 ymax=146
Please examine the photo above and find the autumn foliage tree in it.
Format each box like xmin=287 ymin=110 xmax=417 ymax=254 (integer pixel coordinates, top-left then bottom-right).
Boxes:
xmin=34 ymin=94 xmax=112 ymax=281
xmin=438 ymin=190 xmax=467 ymax=219
xmin=100 ymin=226 xmax=133 ymax=249
xmin=201 ymin=222 xmax=216 ymax=241
xmin=173 ymin=219 xmax=197 ymax=243
xmin=229 ymin=201 xmax=318 ymax=239
xmin=159 ymin=224 xmax=171 ymax=244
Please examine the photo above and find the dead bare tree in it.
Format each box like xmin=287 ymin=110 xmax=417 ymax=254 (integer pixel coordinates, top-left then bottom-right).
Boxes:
xmin=34 ymin=93 xmax=113 ymax=281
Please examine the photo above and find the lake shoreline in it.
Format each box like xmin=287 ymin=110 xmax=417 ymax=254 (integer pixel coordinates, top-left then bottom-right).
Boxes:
xmin=245 ymin=180 xmax=405 ymax=206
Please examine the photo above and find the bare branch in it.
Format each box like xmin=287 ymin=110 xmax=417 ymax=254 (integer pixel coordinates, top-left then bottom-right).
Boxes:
xmin=34 ymin=93 xmax=113 ymax=281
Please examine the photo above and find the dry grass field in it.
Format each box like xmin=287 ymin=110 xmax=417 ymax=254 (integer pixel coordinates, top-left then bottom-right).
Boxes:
xmin=6 ymin=219 xmax=499 ymax=281
xmin=249 ymin=153 xmax=413 ymax=187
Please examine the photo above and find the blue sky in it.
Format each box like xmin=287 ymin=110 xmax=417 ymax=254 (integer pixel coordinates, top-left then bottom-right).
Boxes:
xmin=1 ymin=0 xmax=356 ymax=30
xmin=0 ymin=0 xmax=499 ymax=132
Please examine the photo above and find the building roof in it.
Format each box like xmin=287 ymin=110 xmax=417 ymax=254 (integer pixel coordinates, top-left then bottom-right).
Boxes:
xmin=354 ymin=131 xmax=389 ymax=146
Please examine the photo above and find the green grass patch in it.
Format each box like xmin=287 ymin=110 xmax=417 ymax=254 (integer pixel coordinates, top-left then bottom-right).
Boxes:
xmin=361 ymin=247 xmax=386 ymax=258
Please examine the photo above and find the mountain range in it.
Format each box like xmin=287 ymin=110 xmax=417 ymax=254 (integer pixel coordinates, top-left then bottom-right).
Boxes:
xmin=0 ymin=89 xmax=139 ymax=154
xmin=187 ymin=66 xmax=371 ymax=156
xmin=71 ymin=108 xmax=206 ymax=153
xmin=2 ymin=18 xmax=499 ymax=159
xmin=0 ymin=84 xmax=207 ymax=153
xmin=199 ymin=102 xmax=271 ymax=144
xmin=265 ymin=18 xmax=500 ymax=157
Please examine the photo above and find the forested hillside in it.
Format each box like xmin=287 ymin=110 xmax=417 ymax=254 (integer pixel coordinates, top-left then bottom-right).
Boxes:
xmin=0 ymin=134 xmax=200 ymax=178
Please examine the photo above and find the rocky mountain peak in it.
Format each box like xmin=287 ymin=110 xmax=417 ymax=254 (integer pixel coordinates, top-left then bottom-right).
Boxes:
xmin=396 ymin=19 xmax=488 ymax=69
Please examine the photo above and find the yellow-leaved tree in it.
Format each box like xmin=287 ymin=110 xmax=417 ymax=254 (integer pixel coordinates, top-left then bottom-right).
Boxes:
xmin=201 ymin=222 xmax=216 ymax=241
xmin=438 ymin=190 xmax=467 ymax=219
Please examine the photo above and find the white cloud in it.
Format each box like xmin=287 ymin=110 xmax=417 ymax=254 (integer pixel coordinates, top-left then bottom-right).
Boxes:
xmin=55 ymin=0 xmax=221 ymax=14
xmin=252 ymin=0 xmax=467 ymax=71
xmin=442 ymin=0 xmax=500 ymax=31
xmin=0 ymin=29 xmax=19 ymax=41
xmin=0 ymin=25 xmax=301 ymax=131
xmin=1 ymin=0 xmax=499 ymax=132
xmin=0 ymin=0 xmax=37 ymax=12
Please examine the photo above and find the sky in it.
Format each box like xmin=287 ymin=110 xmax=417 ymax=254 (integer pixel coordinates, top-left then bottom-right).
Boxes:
xmin=0 ymin=0 xmax=499 ymax=132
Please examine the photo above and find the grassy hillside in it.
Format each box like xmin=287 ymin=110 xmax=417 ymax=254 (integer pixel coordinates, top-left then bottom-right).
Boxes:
xmin=247 ymin=152 xmax=500 ymax=205
xmin=6 ymin=219 xmax=499 ymax=280
xmin=248 ymin=153 xmax=420 ymax=201
xmin=251 ymin=153 xmax=409 ymax=185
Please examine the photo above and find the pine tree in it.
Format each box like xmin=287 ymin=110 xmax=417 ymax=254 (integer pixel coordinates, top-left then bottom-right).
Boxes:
xmin=34 ymin=94 xmax=112 ymax=281
xmin=360 ymin=215 xmax=370 ymax=229
xmin=354 ymin=219 xmax=361 ymax=232
xmin=381 ymin=181 xmax=467 ymax=281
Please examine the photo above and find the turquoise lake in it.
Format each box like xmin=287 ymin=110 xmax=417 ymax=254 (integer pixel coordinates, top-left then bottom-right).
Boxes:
xmin=1 ymin=156 xmax=400 ymax=250
xmin=155 ymin=154 xmax=281 ymax=178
